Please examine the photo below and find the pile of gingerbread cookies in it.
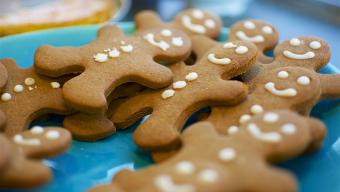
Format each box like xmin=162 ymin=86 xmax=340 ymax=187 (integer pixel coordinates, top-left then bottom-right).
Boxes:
xmin=0 ymin=8 xmax=339 ymax=191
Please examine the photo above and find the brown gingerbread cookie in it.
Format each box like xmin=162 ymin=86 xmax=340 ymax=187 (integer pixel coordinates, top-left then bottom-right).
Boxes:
xmin=0 ymin=58 xmax=73 ymax=136
xmin=12 ymin=126 xmax=72 ymax=159
xmin=92 ymin=111 xmax=325 ymax=192
xmin=63 ymin=83 xmax=142 ymax=141
xmin=0 ymin=134 xmax=52 ymax=188
xmin=135 ymin=9 xmax=223 ymax=39
xmin=34 ymin=25 xmax=192 ymax=114
xmin=229 ymin=19 xmax=279 ymax=63
xmin=111 ymin=36 xmax=257 ymax=150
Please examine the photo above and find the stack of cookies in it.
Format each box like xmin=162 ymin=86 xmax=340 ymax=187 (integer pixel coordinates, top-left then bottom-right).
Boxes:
xmin=0 ymin=8 xmax=339 ymax=191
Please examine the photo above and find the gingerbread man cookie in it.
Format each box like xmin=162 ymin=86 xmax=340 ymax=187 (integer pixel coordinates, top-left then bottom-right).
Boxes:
xmin=135 ymin=9 xmax=222 ymax=39
xmin=229 ymin=19 xmax=279 ymax=63
xmin=0 ymin=134 xmax=52 ymax=188
xmin=0 ymin=59 xmax=73 ymax=136
xmin=92 ymin=111 xmax=325 ymax=192
xmin=63 ymin=83 xmax=141 ymax=141
xmin=112 ymin=36 xmax=257 ymax=150
xmin=12 ymin=126 xmax=72 ymax=159
xmin=34 ymin=25 xmax=191 ymax=114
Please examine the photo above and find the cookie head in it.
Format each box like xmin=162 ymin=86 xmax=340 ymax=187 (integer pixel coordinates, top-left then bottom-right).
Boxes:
xmin=229 ymin=20 xmax=278 ymax=51
xmin=139 ymin=28 xmax=191 ymax=63
xmin=174 ymin=9 xmax=222 ymax=38
xmin=245 ymin=110 xmax=311 ymax=160
xmin=274 ymin=36 xmax=330 ymax=70
xmin=259 ymin=67 xmax=321 ymax=107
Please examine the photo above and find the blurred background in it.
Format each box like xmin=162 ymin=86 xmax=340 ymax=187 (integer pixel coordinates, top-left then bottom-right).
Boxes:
xmin=0 ymin=0 xmax=339 ymax=65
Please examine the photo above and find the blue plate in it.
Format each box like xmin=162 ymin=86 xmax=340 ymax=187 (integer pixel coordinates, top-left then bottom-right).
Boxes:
xmin=0 ymin=22 xmax=339 ymax=192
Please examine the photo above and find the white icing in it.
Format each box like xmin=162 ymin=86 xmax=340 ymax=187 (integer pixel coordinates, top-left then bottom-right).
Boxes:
xmin=198 ymin=169 xmax=219 ymax=183
xmin=28 ymin=86 xmax=34 ymax=91
xmin=283 ymin=50 xmax=315 ymax=60
xmin=228 ymin=126 xmax=239 ymax=135
xmin=290 ymin=38 xmax=301 ymax=46
xmin=250 ymin=104 xmax=263 ymax=114
xmin=161 ymin=29 xmax=172 ymax=37
xmin=236 ymin=31 xmax=264 ymax=43
xmin=143 ymin=33 xmax=170 ymax=51
xmin=13 ymin=84 xmax=24 ymax=93
xmin=239 ymin=114 xmax=251 ymax=124
xmin=281 ymin=123 xmax=296 ymax=135
xmin=120 ymin=44 xmax=134 ymax=53
xmin=235 ymin=46 xmax=248 ymax=54
xmin=13 ymin=135 xmax=41 ymax=145
xmin=24 ymin=77 xmax=35 ymax=86
xmin=50 ymin=82 xmax=61 ymax=89
xmin=219 ymin=148 xmax=236 ymax=162
xmin=243 ymin=21 xmax=255 ymax=29
xmin=94 ymin=53 xmax=108 ymax=62
xmin=262 ymin=26 xmax=273 ymax=34
xmin=223 ymin=42 xmax=237 ymax=49
xmin=108 ymin=48 xmax=120 ymax=58
xmin=265 ymin=82 xmax=297 ymax=97
xmin=297 ymin=76 xmax=310 ymax=85
xmin=277 ymin=71 xmax=289 ymax=79
xmin=204 ymin=19 xmax=216 ymax=28
xmin=173 ymin=81 xmax=187 ymax=89
xmin=182 ymin=15 xmax=206 ymax=34
xmin=208 ymin=53 xmax=231 ymax=65
xmin=154 ymin=175 xmax=195 ymax=192
xmin=175 ymin=161 xmax=195 ymax=175
xmin=121 ymin=41 xmax=126 ymax=45
xmin=162 ymin=89 xmax=175 ymax=99
xmin=172 ymin=37 xmax=184 ymax=47
xmin=192 ymin=9 xmax=204 ymax=19
xmin=247 ymin=123 xmax=282 ymax=143
xmin=1 ymin=93 xmax=12 ymax=101
xmin=46 ymin=130 xmax=60 ymax=140
xmin=185 ymin=72 xmax=198 ymax=81
xmin=309 ymin=41 xmax=321 ymax=49
xmin=30 ymin=126 xmax=44 ymax=134
xmin=263 ymin=112 xmax=279 ymax=123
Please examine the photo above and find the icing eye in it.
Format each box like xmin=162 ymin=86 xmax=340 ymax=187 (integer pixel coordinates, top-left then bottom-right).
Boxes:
xmin=297 ymin=76 xmax=310 ymax=85
xmin=281 ymin=123 xmax=296 ymax=135
xmin=277 ymin=71 xmax=289 ymax=79
xmin=262 ymin=26 xmax=273 ymax=34
xmin=172 ymin=37 xmax=184 ymax=47
xmin=243 ymin=21 xmax=255 ymax=29
xmin=204 ymin=19 xmax=216 ymax=28
xmin=309 ymin=41 xmax=321 ymax=49
xmin=161 ymin=29 xmax=172 ymax=37
xmin=290 ymin=38 xmax=301 ymax=46
xmin=235 ymin=46 xmax=248 ymax=54
xmin=192 ymin=9 xmax=204 ymax=19
xmin=223 ymin=42 xmax=237 ymax=48
xmin=263 ymin=112 xmax=279 ymax=123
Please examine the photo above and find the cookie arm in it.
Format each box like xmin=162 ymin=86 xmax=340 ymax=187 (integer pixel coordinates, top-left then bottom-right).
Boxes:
xmin=0 ymin=60 xmax=8 ymax=91
xmin=134 ymin=11 xmax=165 ymax=31
xmin=305 ymin=117 xmax=326 ymax=153
xmin=320 ymin=74 xmax=340 ymax=99
xmin=97 ymin=25 xmax=125 ymax=40
xmin=191 ymin=35 xmax=218 ymax=59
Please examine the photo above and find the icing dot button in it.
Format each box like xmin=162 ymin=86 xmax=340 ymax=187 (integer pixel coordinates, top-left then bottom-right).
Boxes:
xmin=239 ymin=114 xmax=251 ymax=124
xmin=108 ymin=48 xmax=120 ymax=58
xmin=120 ymin=44 xmax=134 ymax=53
xmin=228 ymin=125 xmax=239 ymax=135
xmin=262 ymin=26 xmax=273 ymax=34
xmin=185 ymin=72 xmax=198 ymax=81
xmin=30 ymin=126 xmax=44 ymax=134
xmin=309 ymin=41 xmax=321 ymax=49
xmin=198 ymin=169 xmax=219 ymax=183
xmin=24 ymin=77 xmax=35 ymax=86
xmin=263 ymin=112 xmax=279 ymax=123
xmin=173 ymin=81 xmax=187 ymax=89
xmin=13 ymin=84 xmax=24 ymax=93
xmin=175 ymin=161 xmax=195 ymax=175
xmin=50 ymin=82 xmax=61 ymax=89
xmin=1 ymin=93 xmax=12 ymax=101
xmin=235 ymin=46 xmax=248 ymax=54
xmin=94 ymin=53 xmax=108 ymax=62
xmin=250 ymin=104 xmax=263 ymax=114
xmin=46 ymin=130 xmax=60 ymax=140
xmin=219 ymin=148 xmax=236 ymax=162
xmin=162 ymin=89 xmax=175 ymax=99
xmin=297 ymin=76 xmax=310 ymax=85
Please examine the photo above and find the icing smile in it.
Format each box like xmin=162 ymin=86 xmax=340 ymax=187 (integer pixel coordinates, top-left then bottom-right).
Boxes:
xmin=247 ymin=123 xmax=282 ymax=143
xmin=182 ymin=15 xmax=206 ymax=34
xmin=236 ymin=31 xmax=264 ymax=43
xmin=283 ymin=50 xmax=315 ymax=60
xmin=208 ymin=53 xmax=231 ymax=65
xmin=265 ymin=82 xmax=297 ymax=97
xmin=143 ymin=33 xmax=170 ymax=51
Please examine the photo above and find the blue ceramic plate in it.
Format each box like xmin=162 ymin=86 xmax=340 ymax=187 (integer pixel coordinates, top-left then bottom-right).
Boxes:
xmin=0 ymin=23 xmax=339 ymax=192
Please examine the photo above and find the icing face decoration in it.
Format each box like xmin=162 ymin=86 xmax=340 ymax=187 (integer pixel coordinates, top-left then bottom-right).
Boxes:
xmin=143 ymin=29 xmax=184 ymax=51
xmin=154 ymin=175 xmax=195 ymax=192
xmin=235 ymin=20 xmax=275 ymax=43
xmin=13 ymin=126 xmax=60 ymax=146
xmin=181 ymin=9 xmax=216 ymax=34
xmin=283 ymin=38 xmax=323 ymax=60
xmin=208 ymin=42 xmax=249 ymax=65
xmin=94 ymin=41 xmax=134 ymax=63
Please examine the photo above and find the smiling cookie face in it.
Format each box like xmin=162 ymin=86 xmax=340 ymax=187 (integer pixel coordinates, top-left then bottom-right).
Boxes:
xmin=274 ymin=36 xmax=330 ymax=71
xmin=174 ymin=9 xmax=222 ymax=38
xmin=229 ymin=20 xmax=278 ymax=52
